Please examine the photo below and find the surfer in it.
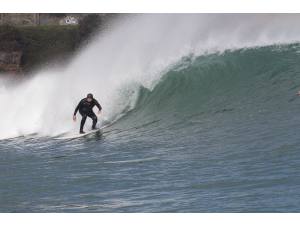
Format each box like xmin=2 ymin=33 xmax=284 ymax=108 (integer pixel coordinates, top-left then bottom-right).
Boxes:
xmin=73 ymin=93 xmax=102 ymax=134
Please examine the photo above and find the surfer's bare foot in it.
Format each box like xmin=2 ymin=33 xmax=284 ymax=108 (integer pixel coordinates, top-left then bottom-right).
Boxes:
xmin=80 ymin=131 xmax=85 ymax=134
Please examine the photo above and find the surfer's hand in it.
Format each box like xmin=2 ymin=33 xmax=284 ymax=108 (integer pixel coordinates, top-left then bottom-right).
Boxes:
xmin=97 ymin=110 xmax=101 ymax=115
xmin=73 ymin=115 xmax=76 ymax=122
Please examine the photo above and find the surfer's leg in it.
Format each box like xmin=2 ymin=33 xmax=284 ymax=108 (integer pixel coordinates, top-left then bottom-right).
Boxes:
xmin=88 ymin=112 xmax=98 ymax=129
xmin=92 ymin=116 xmax=97 ymax=129
xmin=80 ymin=114 xmax=87 ymax=132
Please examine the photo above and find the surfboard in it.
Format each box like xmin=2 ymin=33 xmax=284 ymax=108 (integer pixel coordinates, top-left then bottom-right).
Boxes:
xmin=56 ymin=128 xmax=101 ymax=140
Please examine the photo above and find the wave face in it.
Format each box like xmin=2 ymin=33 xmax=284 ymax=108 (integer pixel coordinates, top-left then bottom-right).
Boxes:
xmin=1 ymin=14 xmax=300 ymax=139
xmin=108 ymin=43 xmax=300 ymax=142
xmin=130 ymin=44 xmax=300 ymax=120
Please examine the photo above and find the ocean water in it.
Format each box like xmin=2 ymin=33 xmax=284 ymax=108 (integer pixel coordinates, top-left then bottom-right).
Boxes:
xmin=1 ymin=14 xmax=300 ymax=212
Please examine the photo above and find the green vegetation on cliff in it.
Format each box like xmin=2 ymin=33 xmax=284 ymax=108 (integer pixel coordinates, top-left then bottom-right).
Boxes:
xmin=0 ymin=24 xmax=79 ymax=73
xmin=0 ymin=14 xmax=117 ymax=74
xmin=19 ymin=25 xmax=79 ymax=72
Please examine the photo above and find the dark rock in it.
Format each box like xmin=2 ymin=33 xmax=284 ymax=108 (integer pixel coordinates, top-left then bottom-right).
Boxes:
xmin=0 ymin=50 xmax=22 ymax=74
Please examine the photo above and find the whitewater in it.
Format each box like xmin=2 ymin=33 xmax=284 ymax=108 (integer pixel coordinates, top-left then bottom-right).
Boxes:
xmin=1 ymin=14 xmax=300 ymax=212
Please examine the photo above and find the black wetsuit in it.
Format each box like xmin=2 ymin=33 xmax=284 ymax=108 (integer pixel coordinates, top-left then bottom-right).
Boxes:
xmin=74 ymin=98 xmax=102 ymax=132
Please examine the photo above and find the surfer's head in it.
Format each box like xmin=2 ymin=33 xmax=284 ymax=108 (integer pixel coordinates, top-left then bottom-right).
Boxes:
xmin=87 ymin=93 xmax=93 ymax=102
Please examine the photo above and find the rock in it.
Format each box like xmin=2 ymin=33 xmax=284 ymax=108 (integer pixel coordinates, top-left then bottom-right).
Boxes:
xmin=0 ymin=50 xmax=22 ymax=74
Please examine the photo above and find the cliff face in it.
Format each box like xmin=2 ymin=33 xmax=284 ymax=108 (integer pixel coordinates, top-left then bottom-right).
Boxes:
xmin=0 ymin=13 xmax=40 ymax=26
xmin=0 ymin=51 xmax=22 ymax=74
xmin=0 ymin=25 xmax=79 ymax=75
xmin=0 ymin=25 xmax=24 ymax=74
xmin=0 ymin=14 xmax=118 ymax=75
xmin=0 ymin=13 xmax=86 ymax=26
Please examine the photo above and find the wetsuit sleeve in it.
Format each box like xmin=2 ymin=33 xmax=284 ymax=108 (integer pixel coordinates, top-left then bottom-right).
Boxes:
xmin=94 ymin=99 xmax=102 ymax=111
xmin=74 ymin=100 xmax=82 ymax=116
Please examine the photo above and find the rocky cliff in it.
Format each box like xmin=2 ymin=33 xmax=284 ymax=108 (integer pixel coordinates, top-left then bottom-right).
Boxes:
xmin=0 ymin=14 xmax=117 ymax=75
xmin=0 ymin=51 xmax=22 ymax=74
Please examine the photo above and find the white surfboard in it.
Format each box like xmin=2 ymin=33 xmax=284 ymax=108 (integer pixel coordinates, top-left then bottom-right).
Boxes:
xmin=56 ymin=128 xmax=101 ymax=140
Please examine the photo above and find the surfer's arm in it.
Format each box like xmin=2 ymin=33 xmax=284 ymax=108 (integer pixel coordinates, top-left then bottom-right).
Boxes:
xmin=94 ymin=99 xmax=102 ymax=112
xmin=74 ymin=101 xmax=82 ymax=116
